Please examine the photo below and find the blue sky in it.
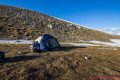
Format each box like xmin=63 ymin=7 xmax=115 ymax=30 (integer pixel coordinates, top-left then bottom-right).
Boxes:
xmin=0 ymin=0 xmax=120 ymax=30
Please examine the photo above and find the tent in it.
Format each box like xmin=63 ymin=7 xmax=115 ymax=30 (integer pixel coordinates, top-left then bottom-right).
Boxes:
xmin=0 ymin=51 xmax=5 ymax=61
xmin=31 ymin=34 xmax=60 ymax=52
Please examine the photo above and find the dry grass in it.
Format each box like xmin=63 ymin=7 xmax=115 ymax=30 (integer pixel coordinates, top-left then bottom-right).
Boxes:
xmin=0 ymin=44 xmax=120 ymax=80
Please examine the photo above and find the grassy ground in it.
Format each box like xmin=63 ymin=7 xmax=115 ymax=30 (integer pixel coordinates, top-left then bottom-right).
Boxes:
xmin=0 ymin=44 xmax=120 ymax=80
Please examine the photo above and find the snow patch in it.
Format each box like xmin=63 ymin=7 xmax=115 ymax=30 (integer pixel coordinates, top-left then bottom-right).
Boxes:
xmin=0 ymin=39 xmax=120 ymax=47
xmin=61 ymin=39 xmax=120 ymax=47
xmin=60 ymin=43 xmax=99 ymax=46
xmin=90 ymin=39 xmax=120 ymax=47
xmin=0 ymin=40 xmax=33 ymax=44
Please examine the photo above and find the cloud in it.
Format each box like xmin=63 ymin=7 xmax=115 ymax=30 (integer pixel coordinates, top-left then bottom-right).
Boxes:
xmin=102 ymin=27 xmax=120 ymax=36
xmin=116 ymin=33 xmax=120 ymax=35
xmin=103 ymin=28 xmax=120 ymax=31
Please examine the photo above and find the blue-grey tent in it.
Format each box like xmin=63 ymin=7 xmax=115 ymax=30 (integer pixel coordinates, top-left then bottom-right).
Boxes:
xmin=31 ymin=34 xmax=60 ymax=52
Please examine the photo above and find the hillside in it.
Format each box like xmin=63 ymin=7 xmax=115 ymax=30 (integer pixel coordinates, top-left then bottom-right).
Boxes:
xmin=0 ymin=4 xmax=120 ymax=42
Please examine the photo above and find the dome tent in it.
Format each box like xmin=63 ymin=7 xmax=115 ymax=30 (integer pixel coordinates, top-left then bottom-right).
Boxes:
xmin=0 ymin=51 xmax=5 ymax=61
xmin=31 ymin=34 xmax=60 ymax=52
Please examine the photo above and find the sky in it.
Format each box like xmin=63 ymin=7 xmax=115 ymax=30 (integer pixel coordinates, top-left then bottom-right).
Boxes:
xmin=0 ymin=0 xmax=120 ymax=32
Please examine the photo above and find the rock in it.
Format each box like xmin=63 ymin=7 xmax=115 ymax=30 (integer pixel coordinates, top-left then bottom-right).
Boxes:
xmin=85 ymin=56 xmax=91 ymax=60
xmin=18 ymin=52 xmax=24 ymax=54
xmin=47 ymin=24 xmax=53 ymax=29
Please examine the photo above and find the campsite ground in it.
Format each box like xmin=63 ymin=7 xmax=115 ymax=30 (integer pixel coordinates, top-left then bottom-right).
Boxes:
xmin=0 ymin=44 xmax=120 ymax=80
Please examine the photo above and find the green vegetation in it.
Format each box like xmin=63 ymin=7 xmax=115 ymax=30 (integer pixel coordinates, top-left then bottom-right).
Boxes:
xmin=0 ymin=4 xmax=120 ymax=42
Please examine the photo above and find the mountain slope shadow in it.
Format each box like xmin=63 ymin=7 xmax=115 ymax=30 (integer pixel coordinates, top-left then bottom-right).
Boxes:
xmin=2 ymin=55 xmax=40 ymax=63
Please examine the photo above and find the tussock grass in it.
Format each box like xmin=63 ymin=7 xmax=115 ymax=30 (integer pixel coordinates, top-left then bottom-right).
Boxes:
xmin=0 ymin=45 xmax=120 ymax=80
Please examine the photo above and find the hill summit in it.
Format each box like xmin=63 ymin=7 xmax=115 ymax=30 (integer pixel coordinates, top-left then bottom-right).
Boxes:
xmin=0 ymin=4 xmax=120 ymax=42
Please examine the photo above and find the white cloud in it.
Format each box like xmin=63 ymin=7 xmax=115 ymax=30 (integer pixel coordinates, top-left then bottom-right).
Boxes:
xmin=103 ymin=28 xmax=120 ymax=31
xmin=102 ymin=27 xmax=120 ymax=36
xmin=116 ymin=33 xmax=120 ymax=35
xmin=107 ymin=31 xmax=113 ymax=34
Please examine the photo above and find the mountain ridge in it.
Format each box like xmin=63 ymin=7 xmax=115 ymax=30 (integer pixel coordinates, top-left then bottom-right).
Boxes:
xmin=0 ymin=4 xmax=120 ymax=42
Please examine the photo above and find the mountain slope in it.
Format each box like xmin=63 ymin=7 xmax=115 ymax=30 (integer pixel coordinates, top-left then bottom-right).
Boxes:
xmin=0 ymin=4 xmax=120 ymax=42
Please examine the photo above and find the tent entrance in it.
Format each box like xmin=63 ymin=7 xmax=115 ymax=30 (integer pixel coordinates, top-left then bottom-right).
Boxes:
xmin=46 ymin=38 xmax=58 ymax=48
